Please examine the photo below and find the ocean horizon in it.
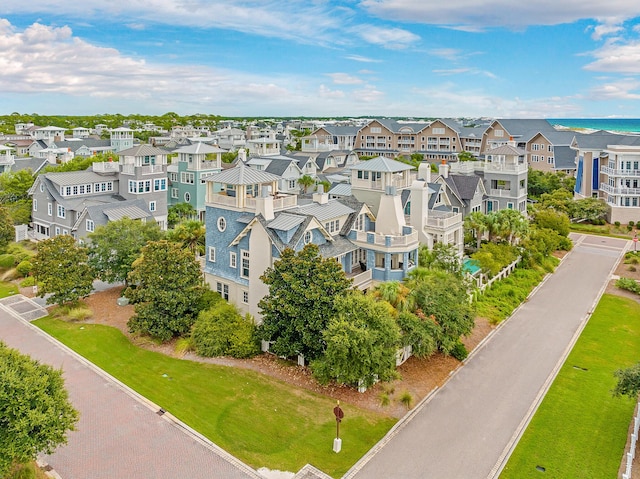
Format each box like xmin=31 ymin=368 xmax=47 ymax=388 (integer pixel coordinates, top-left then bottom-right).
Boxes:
xmin=548 ymin=118 xmax=640 ymax=134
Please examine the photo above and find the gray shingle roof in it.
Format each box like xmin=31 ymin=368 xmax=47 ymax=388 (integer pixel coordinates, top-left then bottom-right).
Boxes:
xmin=446 ymin=175 xmax=481 ymax=200
xmin=553 ymin=146 xmax=577 ymax=170
xmin=572 ymin=131 xmax=629 ymax=149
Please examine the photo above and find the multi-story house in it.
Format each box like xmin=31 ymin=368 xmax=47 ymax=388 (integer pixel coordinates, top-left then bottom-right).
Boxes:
xmin=597 ymin=136 xmax=640 ymax=223
xmin=420 ymin=119 xmax=464 ymax=162
xmin=246 ymin=132 xmax=281 ymax=157
xmin=449 ymin=143 xmax=528 ymax=212
xmin=433 ymin=166 xmax=486 ymax=217
xmin=246 ymin=156 xmax=304 ymax=195
xmin=355 ymin=119 xmax=430 ymax=158
xmin=33 ymin=126 xmax=65 ymax=145
xmin=525 ymin=130 xmax=577 ymax=174
xmin=0 ymin=146 xmax=15 ymax=174
xmin=168 ymin=142 xmax=225 ymax=221
xmin=72 ymin=127 xmax=91 ymax=139
xmin=481 ymin=119 xmax=556 ymax=153
xmin=110 ymin=127 xmax=135 ymax=152
xmin=29 ymin=144 xmax=169 ymax=240
xmin=202 ymin=162 xmax=420 ymax=321
xmin=301 ymin=126 xmax=359 ymax=152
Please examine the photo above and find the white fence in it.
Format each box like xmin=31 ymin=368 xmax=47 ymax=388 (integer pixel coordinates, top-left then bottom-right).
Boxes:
xmin=476 ymin=257 xmax=521 ymax=293
xmin=621 ymin=399 xmax=640 ymax=479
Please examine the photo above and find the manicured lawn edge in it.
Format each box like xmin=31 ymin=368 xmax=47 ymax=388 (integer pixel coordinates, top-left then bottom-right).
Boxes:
xmin=500 ymin=294 xmax=640 ymax=479
xmin=33 ymin=317 xmax=396 ymax=478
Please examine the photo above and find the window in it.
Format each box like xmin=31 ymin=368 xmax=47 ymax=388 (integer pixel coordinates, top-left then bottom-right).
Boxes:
xmin=532 ymin=144 xmax=539 ymax=151
xmin=55 ymin=227 xmax=60 ymax=236
xmin=507 ymin=202 xmax=514 ymax=209
xmin=548 ymin=157 xmax=554 ymax=164
xmin=548 ymin=144 xmax=554 ymax=152
xmin=39 ymin=183 xmax=44 ymax=192
xmin=288 ymin=180 xmax=296 ymax=189
xmin=531 ymin=155 xmax=539 ymax=162
xmin=432 ymin=127 xmax=445 ymax=134
xmin=154 ymin=178 xmax=167 ymax=191
xmin=33 ymin=199 xmax=37 ymax=211
xmin=230 ymin=252 xmax=237 ymax=268
xmin=217 ymin=216 xmax=226 ymax=232
xmin=184 ymin=192 xmax=191 ymax=202
xmin=47 ymin=203 xmax=52 ymax=216
xmin=208 ymin=246 xmax=216 ymax=262
xmin=86 ymin=219 xmax=95 ymax=232
xmin=57 ymin=205 xmax=65 ymax=218
xmin=241 ymin=250 xmax=249 ymax=278
xmin=171 ymin=188 xmax=179 ymax=199
xmin=242 ymin=291 xmax=249 ymax=304
xmin=180 ymin=172 xmax=195 ymax=184
xmin=494 ymin=129 xmax=504 ymax=137
xmin=169 ymin=172 xmax=178 ymax=182
xmin=371 ymin=127 xmax=381 ymax=133
xmin=216 ymin=282 xmax=229 ymax=300
xmin=304 ymin=231 xmax=312 ymax=244
xmin=149 ymin=201 xmax=156 ymax=212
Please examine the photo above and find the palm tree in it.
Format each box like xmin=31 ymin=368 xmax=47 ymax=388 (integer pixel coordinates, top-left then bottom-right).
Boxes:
xmin=166 ymin=220 xmax=205 ymax=257
xmin=298 ymin=175 xmax=315 ymax=194
xmin=494 ymin=209 xmax=529 ymax=245
xmin=373 ymin=281 xmax=411 ymax=312
xmin=464 ymin=211 xmax=488 ymax=250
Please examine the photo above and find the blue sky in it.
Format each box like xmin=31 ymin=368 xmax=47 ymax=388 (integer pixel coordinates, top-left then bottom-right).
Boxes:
xmin=2 ymin=1 xmax=640 ymax=118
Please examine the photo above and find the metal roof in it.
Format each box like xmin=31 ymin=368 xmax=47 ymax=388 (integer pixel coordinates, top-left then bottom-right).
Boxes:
xmin=172 ymin=143 xmax=226 ymax=154
xmin=293 ymin=200 xmax=355 ymax=222
xmin=205 ymin=163 xmax=281 ymax=185
xmin=117 ymin=144 xmax=169 ymax=157
xmin=267 ymin=213 xmax=306 ymax=231
xmin=352 ymin=156 xmax=414 ymax=172
xmin=328 ymin=183 xmax=352 ymax=196
xmin=104 ymin=205 xmax=150 ymax=221
xmin=43 ymin=170 xmax=117 ymax=186
xmin=485 ymin=144 xmax=526 ymax=156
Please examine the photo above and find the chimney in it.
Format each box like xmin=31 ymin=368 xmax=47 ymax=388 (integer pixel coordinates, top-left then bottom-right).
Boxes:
xmin=439 ymin=159 xmax=449 ymax=178
xmin=409 ymin=180 xmax=431 ymax=245
xmin=238 ymin=149 xmax=247 ymax=163
xmin=313 ymin=184 xmax=329 ymax=204
xmin=418 ymin=162 xmax=431 ymax=183
xmin=255 ymin=185 xmax=274 ymax=220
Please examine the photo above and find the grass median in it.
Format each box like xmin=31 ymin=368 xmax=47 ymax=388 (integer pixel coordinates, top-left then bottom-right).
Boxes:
xmin=33 ymin=317 xmax=396 ymax=478
xmin=500 ymin=294 xmax=640 ymax=479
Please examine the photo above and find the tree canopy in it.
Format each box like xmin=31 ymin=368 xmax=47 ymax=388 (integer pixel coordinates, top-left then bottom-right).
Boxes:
xmin=166 ymin=220 xmax=205 ymax=256
xmin=32 ymin=235 xmax=94 ymax=306
xmin=311 ymin=292 xmax=400 ymax=388
xmin=258 ymin=244 xmax=353 ymax=360
xmin=0 ymin=342 xmax=79 ymax=476
xmin=124 ymin=240 xmax=206 ymax=341
xmin=612 ymin=362 xmax=640 ymax=398
xmin=88 ymin=217 xmax=164 ymax=286
xmin=0 ymin=205 xmax=13 ymax=252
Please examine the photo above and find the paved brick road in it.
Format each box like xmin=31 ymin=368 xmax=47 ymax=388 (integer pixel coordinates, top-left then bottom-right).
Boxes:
xmin=0 ymin=299 xmax=263 ymax=479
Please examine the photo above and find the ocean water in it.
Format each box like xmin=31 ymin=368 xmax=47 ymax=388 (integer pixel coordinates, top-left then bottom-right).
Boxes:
xmin=548 ymin=118 xmax=640 ymax=134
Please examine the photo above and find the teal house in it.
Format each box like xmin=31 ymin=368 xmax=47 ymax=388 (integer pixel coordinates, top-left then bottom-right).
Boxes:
xmin=168 ymin=142 xmax=226 ymax=221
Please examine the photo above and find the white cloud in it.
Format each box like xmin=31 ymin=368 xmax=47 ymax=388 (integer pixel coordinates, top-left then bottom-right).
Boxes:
xmin=326 ymin=72 xmax=364 ymax=85
xmin=588 ymin=79 xmax=640 ymax=100
xmin=318 ymin=84 xmax=345 ymax=99
xmin=351 ymin=25 xmax=420 ymax=49
xmin=584 ymin=39 xmax=640 ymax=73
xmin=361 ymin=0 xmax=640 ymax=29
xmin=345 ymin=54 xmax=382 ymax=63
xmin=433 ymin=67 xmax=497 ymax=79
xmin=429 ymin=48 xmax=461 ymax=61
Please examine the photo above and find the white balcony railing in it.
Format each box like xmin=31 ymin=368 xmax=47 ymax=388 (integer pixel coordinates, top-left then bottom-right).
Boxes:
xmin=600 ymin=183 xmax=640 ymax=195
xmin=120 ymin=164 xmax=165 ymax=175
xmin=347 ymin=268 xmax=372 ymax=289
xmin=353 ymin=230 xmax=419 ymax=247
xmin=601 ymin=166 xmax=640 ymax=177
xmin=425 ymin=211 xmax=462 ymax=229
xmin=92 ymin=161 xmax=120 ymax=173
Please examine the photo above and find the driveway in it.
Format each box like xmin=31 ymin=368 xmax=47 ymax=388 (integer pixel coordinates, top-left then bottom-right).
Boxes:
xmin=0 ymin=298 xmax=263 ymax=479
xmin=346 ymin=234 xmax=629 ymax=479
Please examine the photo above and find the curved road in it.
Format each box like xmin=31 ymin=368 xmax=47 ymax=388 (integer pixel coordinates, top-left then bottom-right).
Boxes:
xmin=346 ymin=234 xmax=629 ymax=479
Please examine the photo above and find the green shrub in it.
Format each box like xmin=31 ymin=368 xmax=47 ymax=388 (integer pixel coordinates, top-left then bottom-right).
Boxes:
xmin=52 ymin=303 xmax=93 ymax=321
xmin=174 ymin=337 xmax=193 ymax=357
xmin=399 ymin=391 xmax=413 ymax=410
xmin=628 ymin=225 xmax=634 ymax=232
xmin=629 ymin=266 xmax=637 ymax=272
xmin=19 ymin=277 xmax=35 ymax=287
xmin=616 ymin=278 xmax=640 ymax=295
xmin=191 ymin=302 xmax=259 ymax=358
xmin=614 ymin=221 xmax=621 ymax=227
xmin=15 ymin=260 xmax=32 ymax=277
xmin=378 ymin=392 xmax=391 ymax=407
xmin=0 ymin=253 xmax=16 ymax=269
xmin=629 ymin=221 xmax=635 ymax=227
xmin=450 ymin=341 xmax=468 ymax=361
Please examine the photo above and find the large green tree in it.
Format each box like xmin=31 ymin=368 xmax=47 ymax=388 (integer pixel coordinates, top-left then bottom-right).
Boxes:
xmin=32 ymin=235 xmax=95 ymax=306
xmin=0 ymin=170 xmax=35 ymax=225
xmin=167 ymin=203 xmax=196 ymax=228
xmin=311 ymin=292 xmax=400 ymax=388
xmin=408 ymin=269 xmax=475 ymax=354
xmin=258 ymin=244 xmax=353 ymax=360
xmin=0 ymin=342 xmax=79 ymax=476
xmin=166 ymin=219 xmax=205 ymax=256
xmin=88 ymin=217 xmax=164 ymax=286
xmin=297 ymin=174 xmax=315 ymax=194
xmin=124 ymin=240 xmax=206 ymax=341
xmin=0 ymin=205 xmax=13 ymax=252
xmin=464 ymin=211 xmax=488 ymax=250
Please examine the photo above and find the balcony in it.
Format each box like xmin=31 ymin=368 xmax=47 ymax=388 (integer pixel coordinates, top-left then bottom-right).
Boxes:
xmin=489 ymin=188 xmax=517 ymax=197
xmin=352 ymin=230 xmax=419 ymax=248
xmin=91 ymin=161 xmax=120 ymax=173
xmin=425 ymin=211 xmax=462 ymax=230
xmin=207 ymin=192 xmax=297 ymax=211
xmin=601 ymin=166 xmax=640 ymax=177
xmin=600 ymin=183 xmax=640 ymax=195
xmin=120 ymin=164 xmax=165 ymax=175
xmin=449 ymin=161 xmax=527 ymax=174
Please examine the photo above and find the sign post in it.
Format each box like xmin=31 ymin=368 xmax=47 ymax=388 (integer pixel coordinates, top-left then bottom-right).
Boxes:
xmin=333 ymin=401 xmax=344 ymax=453
xmin=634 ymin=233 xmax=638 ymax=252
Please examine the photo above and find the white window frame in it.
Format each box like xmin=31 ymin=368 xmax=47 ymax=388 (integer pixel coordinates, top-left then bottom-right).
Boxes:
xmin=217 ymin=217 xmax=226 ymax=232
xmin=241 ymin=250 xmax=249 ymax=278
xmin=184 ymin=192 xmax=191 ymax=203
xmin=230 ymin=252 xmax=237 ymax=268
xmin=57 ymin=205 xmax=65 ymax=219
xmin=242 ymin=291 xmax=249 ymax=304
xmin=171 ymin=188 xmax=179 ymax=199
xmin=86 ymin=219 xmax=95 ymax=232
xmin=208 ymin=246 xmax=216 ymax=262
xmin=33 ymin=199 xmax=37 ymax=212
xmin=149 ymin=201 xmax=156 ymax=212
xmin=47 ymin=203 xmax=52 ymax=216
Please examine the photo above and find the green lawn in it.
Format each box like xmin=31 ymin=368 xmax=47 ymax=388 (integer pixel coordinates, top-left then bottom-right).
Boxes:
xmin=500 ymin=294 xmax=640 ymax=479
xmin=0 ymin=281 xmax=18 ymax=298
xmin=33 ymin=318 xmax=396 ymax=478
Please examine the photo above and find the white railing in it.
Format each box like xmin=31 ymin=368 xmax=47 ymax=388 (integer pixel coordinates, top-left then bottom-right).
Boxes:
xmin=348 ymin=269 xmax=372 ymax=289
xmin=477 ymin=257 xmax=521 ymax=292
xmin=353 ymin=230 xmax=418 ymax=247
xmin=601 ymin=166 xmax=640 ymax=177
xmin=207 ymin=193 xmax=239 ymax=207
xmin=600 ymin=183 xmax=640 ymax=195
xmin=120 ymin=164 xmax=165 ymax=175
xmin=489 ymin=188 xmax=516 ymax=197
xmin=450 ymin=160 xmax=527 ymax=174
xmin=92 ymin=161 xmax=119 ymax=173
xmin=622 ymin=400 xmax=640 ymax=479
xmin=425 ymin=212 xmax=462 ymax=229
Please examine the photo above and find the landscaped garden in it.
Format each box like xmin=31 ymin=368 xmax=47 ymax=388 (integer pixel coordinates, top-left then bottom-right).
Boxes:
xmin=33 ymin=315 xmax=396 ymax=478
xmin=500 ymin=294 xmax=640 ymax=478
